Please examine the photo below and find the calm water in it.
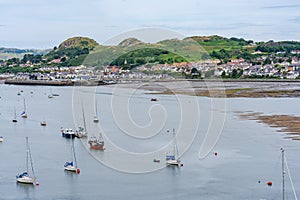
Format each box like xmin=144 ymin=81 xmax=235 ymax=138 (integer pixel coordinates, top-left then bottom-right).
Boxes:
xmin=0 ymin=83 xmax=299 ymax=200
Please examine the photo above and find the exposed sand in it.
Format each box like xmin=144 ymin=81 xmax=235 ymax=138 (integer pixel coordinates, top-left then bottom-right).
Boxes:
xmin=116 ymin=80 xmax=300 ymax=98
xmin=238 ymin=111 xmax=300 ymax=140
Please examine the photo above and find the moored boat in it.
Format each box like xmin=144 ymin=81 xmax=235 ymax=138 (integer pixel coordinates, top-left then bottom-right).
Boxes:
xmin=12 ymin=107 xmax=18 ymax=123
xmin=61 ymin=128 xmax=76 ymax=139
xmin=64 ymin=138 xmax=80 ymax=173
xmin=21 ymin=98 xmax=28 ymax=118
xmin=166 ymin=128 xmax=182 ymax=166
xmin=40 ymin=121 xmax=46 ymax=126
xmin=88 ymin=136 xmax=105 ymax=150
xmin=16 ymin=137 xmax=37 ymax=184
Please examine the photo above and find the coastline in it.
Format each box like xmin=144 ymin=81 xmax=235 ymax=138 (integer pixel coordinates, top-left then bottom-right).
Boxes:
xmin=115 ymin=79 xmax=300 ymax=98
xmin=3 ymin=79 xmax=113 ymax=86
xmin=3 ymin=78 xmax=300 ymax=98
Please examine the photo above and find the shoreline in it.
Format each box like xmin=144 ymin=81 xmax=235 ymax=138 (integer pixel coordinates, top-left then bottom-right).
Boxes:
xmin=115 ymin=79 xmax=300 ymax=98
xmin=3 ymin=79 xmax=113 ymax=86
xmin=3 ymin=78 xmax=300 ymax=98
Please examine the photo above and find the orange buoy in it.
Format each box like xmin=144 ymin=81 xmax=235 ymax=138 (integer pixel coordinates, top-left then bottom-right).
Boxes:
xmin=76 ymin=168 xmax=81 ymax=174
xmin=267 ymin=181 xmax=272 ymax=186
xmin=35 ymin=182 xmax=40 ymax=186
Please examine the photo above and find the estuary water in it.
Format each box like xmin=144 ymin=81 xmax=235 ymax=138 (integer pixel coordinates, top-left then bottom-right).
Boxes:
xmin=0 ymin=83 xmax=299 ymax=200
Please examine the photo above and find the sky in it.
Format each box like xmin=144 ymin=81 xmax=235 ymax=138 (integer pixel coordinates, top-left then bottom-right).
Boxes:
xmin=0 ymin=0 xmax=300 ymax=49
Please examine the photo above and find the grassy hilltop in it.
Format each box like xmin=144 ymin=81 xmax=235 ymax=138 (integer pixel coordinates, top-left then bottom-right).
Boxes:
xmin=2 ymin=35 xmax=300 ymax=70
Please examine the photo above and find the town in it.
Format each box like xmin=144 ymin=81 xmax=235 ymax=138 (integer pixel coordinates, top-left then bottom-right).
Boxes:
xmin=1 ymin=36 xmax=300 ymax=84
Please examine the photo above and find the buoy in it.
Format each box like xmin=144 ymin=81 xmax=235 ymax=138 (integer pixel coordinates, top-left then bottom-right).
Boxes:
xmin=258 ymin=180 xmax=261 ymax=183
xmin=35 ymin=182 xmax=40 ymax=186
xmin=214 ymin=152 xmax=218 ymax=156
xmin=267 ymin=181 xmax=272 ymax=186
xmin=76 ymin=168 xmax=81 ymax=174
xmin=180 ymin=163 xmax=184 ymax=167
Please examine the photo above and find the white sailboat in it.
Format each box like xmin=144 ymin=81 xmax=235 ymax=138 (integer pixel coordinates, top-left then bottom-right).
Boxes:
xmin=48 ymin=88 xmax=53 ymax=98
xmin=64 ymin=138 xmax=80 ymax=173
xmin=0 ymin=136 xmax=3 ymax=142
xmin=280 ymin=148 xmax=298 ymax=200
xmin=166 ymin=128 xmax=182 ymax=166
xmin=75 ymin=102 xmax=87 ymax=138
xmin=12 ymin=107 xmax=18 ymax=123
xmin=21 ymin=98 xmax=28 ymax=118
xmin=16 ymin=137 xmax=37 ymax=184
xmin=93 ymin=98 xmax=99 ymax=123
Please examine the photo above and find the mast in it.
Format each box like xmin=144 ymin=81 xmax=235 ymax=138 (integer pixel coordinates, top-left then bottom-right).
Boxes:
xmin=14 ymin=107 xmax=17 ymax=119
xmin=281 ymin=148 xmax=285 ymax=200
xmin=173 ymin=128 xmax=179 ymax=160
xmin=72 ymin=139 xmax=77 ymax=168
xmin=27 ymin=137 xmax=36 ymax=179
xmin=81 ymin=102 xmax=87 ymax=132
xmin=95 ymin=97 xmax=98 ymax=118
xmin=23 ymin=98 xmax=26 ymax=113
xmin=26 ymin=137 xmax=29 ymax=173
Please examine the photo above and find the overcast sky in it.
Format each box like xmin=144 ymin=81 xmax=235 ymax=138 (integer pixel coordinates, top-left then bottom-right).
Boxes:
xmin=0 ymin=0 xmax=300 ymax=48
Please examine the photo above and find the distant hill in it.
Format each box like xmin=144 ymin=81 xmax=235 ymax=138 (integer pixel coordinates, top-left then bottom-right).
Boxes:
xmin=58 ymin=36 xmax=98 ymax=50
xmin=3 ymin=35 xmax=300 ymax=68
xmin=45 ymin=36 xmax=99 ymax=66
xmin=0 ymin=47 xmax=49 ymax=60
xmin=118 ymin=38 xmax=144 ymax=47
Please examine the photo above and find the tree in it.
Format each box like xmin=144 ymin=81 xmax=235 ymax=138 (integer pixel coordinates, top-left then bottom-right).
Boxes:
xmin=221 ymin=71 xmax=226 ymax=78
xmin=231 ymin=69 xmax=238 ymax=78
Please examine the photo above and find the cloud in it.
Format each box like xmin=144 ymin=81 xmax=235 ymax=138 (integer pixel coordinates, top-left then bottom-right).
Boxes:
xmin=290 ymin=16 xmax=300 ymax=23
xmin=263 ymin=4 xmax=300 ymax=9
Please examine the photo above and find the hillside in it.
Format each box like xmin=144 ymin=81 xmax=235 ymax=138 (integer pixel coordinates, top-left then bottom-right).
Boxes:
xmin=0 ymin=48 xmax=49 ymax=60
xmin=58 ymin=36 xmax=98 ymax=49
xmin=47 ymin=35 xmax=300 ymax=68
xmin=45 ymin=36 xmax=99 ymax=66
xmin=3 ymin=35 xmax=300 ymax=69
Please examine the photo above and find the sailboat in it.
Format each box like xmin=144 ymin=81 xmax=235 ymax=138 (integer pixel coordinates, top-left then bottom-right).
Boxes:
xmin=48 ymin=88 xmax=53 ymax=98
xmin=40 ymin=121 xmax=46 ymax=126
xmin=12 ymin=107 xmax=18 ymax=123
xmin=75 ymin=102 xmax=87 ymax=138
xmin=21 ymin=98 xmax=28 ymax=118
xmin=0 ymin=136 xmax=3 ymax=142
xmin=280 ymin=148 xmax=298 ymax=200
xmin=93 ymin=98 xmax=99 ymax=123
xmin=166 ymin=128 xmax=182 ymax=166
xmin=16 ymin=137 xmax=37 ymax=184
xmin=64 ymin=138 xmax=80 ymax=173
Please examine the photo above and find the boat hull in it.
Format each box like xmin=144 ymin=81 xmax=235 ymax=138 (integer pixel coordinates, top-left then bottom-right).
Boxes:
xmin=89 ymin=145 xmax=105 ymax=150
xmin=64 ymin=166 xmax=77 ymax=172
xmin=166 ymin=160 xmax=180 ymax=166
xmin=17 ymin=177 xmax=35 ymax=184
xmin=21 ymin=114 xmax=28 ymax=118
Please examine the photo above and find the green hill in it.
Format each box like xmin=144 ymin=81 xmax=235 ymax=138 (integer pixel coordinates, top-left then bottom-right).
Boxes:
xmin=45 ymin=36 xmax=99 ymax=66
xmin=58 ymin=36 xmax=98 ymax=50
xmin=82 ymin=37 xmax=209 ymax=69
xmin=43 ymin=35 xmax=300 ymax=68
